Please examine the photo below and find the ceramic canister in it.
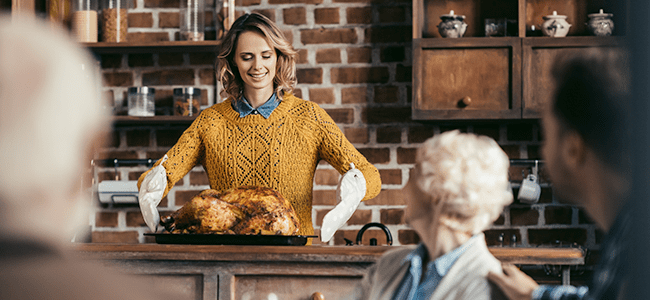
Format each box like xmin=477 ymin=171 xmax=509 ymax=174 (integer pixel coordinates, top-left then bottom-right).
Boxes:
xmin=437 ymin=10 xmax=468 ymax=38
xmin=542 ymin=11 xmax=571 ymax=37
xmin=587 ymin=9 xmax=614 ymax=36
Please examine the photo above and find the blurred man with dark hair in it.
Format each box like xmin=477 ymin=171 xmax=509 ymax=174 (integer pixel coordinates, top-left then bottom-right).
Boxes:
xmin=488 ymin=48 xmax=631 ymax=300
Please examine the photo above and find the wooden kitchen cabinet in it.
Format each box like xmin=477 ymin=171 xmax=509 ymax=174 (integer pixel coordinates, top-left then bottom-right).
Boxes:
xmin=412 ymin=0 xmax=628 ymax=120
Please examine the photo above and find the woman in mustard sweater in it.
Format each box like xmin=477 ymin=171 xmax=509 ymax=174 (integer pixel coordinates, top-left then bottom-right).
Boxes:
xmin=138 ymin=13 xmax=381 ymax=239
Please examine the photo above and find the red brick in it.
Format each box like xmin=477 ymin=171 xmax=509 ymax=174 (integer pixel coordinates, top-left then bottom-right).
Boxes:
xmin=292 ymin=89 xmax=302 ymax=98
xmin=501 ymin=145 xmax=521 ymax=159
xmin=128 ymin=12 xmax=153 ymax=27
xmin=347 ymin=47 xmax=372 ymax=63
xmin=315 ymin=168 xmax=340 ymax=186
xmin=331 ymin=67 xmax=389 ymax=84
xmin=395 ymin=64 xmax=411 ymax=82
xmin=142 ymin=69 xmax=194 ymax=86
xmin=374 ymin=85 xmax=399 ymax=103
xmin=344 ymin=127 xmax=369 ymax=144
xmin=332 ymin=230 xmax=358 ymax=246
xmin=296 ymin=49 xmax=309 ymax=64
xmin=359 ymin=147 xmax=390 ymax=164
xmin=282 ymin=29 xmax=293 ymax=43
xmin=128 ymin=53 xmax=154 ymax=67
xmin=364 ymin=106 xmax=411 ymax=124
xmin=398 ymin=229 xmax=420 ymax=245
xmin=98 ymin=150 xmax=139 ymax=160
xmin=341 ymin=87 xmax=367 ymax=104
xmin=127 ymin=32 xmax=170 ymax=42
xmin=174 ymin=189 xmax=201 ymax=206
xmin=380 ymin=46 xmax=405 ymax=63
xmin=348 ymin=209 xmax=372 ymax=225
xmin=380 ymin=209 xmax=404 ymax=225
xmin=407 ymin=126 xmax=434 ymax=143
xmin=378 ymin=169 xmax=402 ymax=185
xmin=346 ymin=7 xmax=372 ymax=24
xmin=301 ymin=28 xmax=357 ymax=44
xmin=314 ymin=7 xmax=339 ymax=24
xmin=364 ymin=26 xmax=411 ymax=43
xmin=283 ymin=7 xmax=306 ymax=25
xmin=309 ymin=88 xmax=335 ymax=104
xmin=325 ymin=108 xmax=354 ymax=124
xmin=484 ymin=229 xmax=520 ymax=246
xmin=493 ymin=213 xmax=505 ymax=225
xmin=92 ymin=231 xmax=140 ymax=243
xmin=315 ymin=209 xmax=328 ymax=226
xmin=397 ymin=147 xmax=417 ymax=164
xmin=365 ymin=188 xmax=405 ymax=205
xmin=377 ymin=126 xmax=401 ymax=143
xmin=545 ymin=206 xmax=573 ymax=225
xmin=268 ymin=0 xmax=322 ymax=4
xmin=100 ymin=54 xmax=123 ymax=69
xmin=190 ymin=171 xmax=209 ymax=186
xmin=126 ymin=129 xmax=150 ymax=147
xmin=95 ymin=212 xmax=118 ymax=227
xmin=126 ymin=211 xmax=146 ymax=227
xmin=236 ymin=0 xmax=261 ymax=6
xmin=251 ymin=9 xmax=275 ymax=22
xmin=473 ymin=124 xmax=501 ymax=141
xmin=527 ymin=145 xmax=542 ymax=160
xmin=199 ymin=68 xmax=215 ymax=86
xmin=316 ymin=48 xmax=341 ymax=63
xmin=510 ymin=206 xmax=539 ymax=226
xmin=103 ymin=72 xmax=133 ymax=87
xmin=159 ymin=12 xmax=179 ymax=28
xmin=158 ymin=53 xmax=184 ymax=66
xmin=528 ymin=228 xmax=588 ymax=247
xmin=144 ymin=0 xmax=178 ymax=8
xmin=296 ymin=68 xmax=323 ymax=84
xmin=189 ymin=52 xmax=216 ymax=65
xmin=108 ymin=130 xmax=121 ymax=148
xmin=313 ymin=190 xmax=337 ymax=205
xmin=538 ymin=187 xmax=553 ymax=204
xmin=378 ymin=6 xmax=405 ymax=23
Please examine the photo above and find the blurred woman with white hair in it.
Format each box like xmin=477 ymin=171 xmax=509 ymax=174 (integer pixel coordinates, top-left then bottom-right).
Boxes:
xmin=346 ymin=130 xmax=512 ymax=300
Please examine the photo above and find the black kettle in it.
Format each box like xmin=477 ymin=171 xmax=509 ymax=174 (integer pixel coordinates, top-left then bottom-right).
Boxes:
xmin=352 ymin=222 xmax=393 ymax=246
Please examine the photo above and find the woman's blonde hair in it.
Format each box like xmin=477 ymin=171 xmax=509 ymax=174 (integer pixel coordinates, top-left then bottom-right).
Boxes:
xmin=415 ymin=130 xmax=513 ymax=235
xmin=217 ymin=13 xmax=297 ymax=101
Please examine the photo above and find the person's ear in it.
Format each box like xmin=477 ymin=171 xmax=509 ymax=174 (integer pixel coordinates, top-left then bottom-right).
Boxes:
xmin=562 ymin=131 xmax=587 ymax=171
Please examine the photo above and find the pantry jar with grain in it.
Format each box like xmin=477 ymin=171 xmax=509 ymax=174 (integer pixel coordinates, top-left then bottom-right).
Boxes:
xmin=173 ymin=87 xmax=201 ymax=116
xmin=71 ymin=0 xmax=98 ymax=42
xmin=101 ymin=0 xmax=128 ymax=42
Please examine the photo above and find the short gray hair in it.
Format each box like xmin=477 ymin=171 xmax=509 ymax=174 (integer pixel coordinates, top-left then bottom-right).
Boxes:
xmin=415 ymin=130 xmax=512 ymax=234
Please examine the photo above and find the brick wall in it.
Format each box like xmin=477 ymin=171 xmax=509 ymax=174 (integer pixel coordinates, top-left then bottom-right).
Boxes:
xmin=93 ymin=0 xmax=600 ymax=279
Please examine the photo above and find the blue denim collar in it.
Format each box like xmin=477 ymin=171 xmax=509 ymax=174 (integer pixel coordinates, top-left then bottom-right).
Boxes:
xmin=233 ymin=93 xmax=279 ymax=119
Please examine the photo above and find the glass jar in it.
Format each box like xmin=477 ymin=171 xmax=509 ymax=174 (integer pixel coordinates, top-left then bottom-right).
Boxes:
xmin=179 ymin=0 xmax=205 ymax=41
xmin=101 ymin=0 xmax=128 ymax=42
xmin=173 ymin=87 xmax=201 ymax=116
xmin=128 ymin=87 xmax=155 ymax=117
xmin=71 ymin=0 xmax=98 ymax=42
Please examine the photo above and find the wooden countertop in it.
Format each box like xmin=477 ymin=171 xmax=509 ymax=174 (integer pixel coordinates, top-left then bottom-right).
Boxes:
xmin=72 ymin=243 xmax=585 ymax=266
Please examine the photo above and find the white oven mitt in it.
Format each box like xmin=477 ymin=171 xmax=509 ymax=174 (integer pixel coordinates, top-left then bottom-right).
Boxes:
xmin=321 ymin=163 xmax=366 ymax=243
xmin=138 ymin=155 xmax=168 ymax=232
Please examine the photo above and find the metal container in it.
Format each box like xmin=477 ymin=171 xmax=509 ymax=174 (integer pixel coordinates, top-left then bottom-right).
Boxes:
xmin=173 ymin=87 xmax=201 ymax=116
xmin=128 ymin=86 xmax=155 ymax=117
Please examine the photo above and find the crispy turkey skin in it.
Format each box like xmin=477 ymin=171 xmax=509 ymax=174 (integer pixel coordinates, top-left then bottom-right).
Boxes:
xmin=161 ymin=186 xmax=300 ymax=235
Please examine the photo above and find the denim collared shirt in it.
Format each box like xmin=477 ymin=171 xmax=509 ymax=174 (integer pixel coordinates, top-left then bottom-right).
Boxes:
xmin=233 ymin=94 xmax=280 ymax=119
xmin=392 ymin=235 xmax=478 ymax=300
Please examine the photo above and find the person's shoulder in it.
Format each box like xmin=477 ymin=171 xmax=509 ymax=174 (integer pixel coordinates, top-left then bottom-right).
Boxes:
xmin=280 ymin=93 xmax=331 ymax=121
xmin=196 ymin=99 xmax=238 ymax=121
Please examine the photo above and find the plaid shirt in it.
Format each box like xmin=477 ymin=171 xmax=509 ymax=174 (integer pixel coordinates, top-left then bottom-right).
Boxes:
xmin=532 ymin=206 xmax=631 ymax=300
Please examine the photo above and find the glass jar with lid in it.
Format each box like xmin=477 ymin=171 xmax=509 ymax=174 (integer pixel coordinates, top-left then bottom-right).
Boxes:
xmin=179 ymin=0 xmax=205 ymax=41
xmin=173 ymin=87 xmax=201 ymax=116
xmin=101 ymin=0 xmax=128 ymax=42
xmin=71 ymin=0 xmax=98 ymax=42
xmin=128 ymin=87 xmax=155 ymax=117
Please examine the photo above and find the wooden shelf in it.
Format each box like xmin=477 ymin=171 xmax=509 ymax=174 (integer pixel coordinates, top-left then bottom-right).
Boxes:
xmin=113 ymin=115 xmax=197 ymax=125
xmin=85 ymin=40 xmax=222 ymax=54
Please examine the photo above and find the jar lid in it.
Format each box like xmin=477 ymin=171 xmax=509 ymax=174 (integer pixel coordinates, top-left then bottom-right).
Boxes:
xmin=440 ymin=10 xmax=465 ymax=20
xmin=588 ymin=9 xmax=613 ymax=18
xmin=173 ymin=87 xmax=201 ymax=96
xmin=128 ymin=86 xmax=156 ymax=94
xmin=543 ymin=11 xmax=567 ymax=20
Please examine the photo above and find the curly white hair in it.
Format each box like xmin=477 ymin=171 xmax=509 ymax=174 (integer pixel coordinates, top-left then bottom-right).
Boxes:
xmin=415 ymin=130 xmax=513 ymax=235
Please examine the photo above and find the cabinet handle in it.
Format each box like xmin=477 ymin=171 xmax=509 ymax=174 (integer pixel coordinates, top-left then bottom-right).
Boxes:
xmin=458 ymin=96 xmax=472 ymax=107
xmin=311 ymin=292 xmax=325 ymax=300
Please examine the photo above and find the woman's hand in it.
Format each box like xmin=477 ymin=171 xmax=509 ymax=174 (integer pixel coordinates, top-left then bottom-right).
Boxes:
xmin=487 ymin=263 xmax=539 ymax=300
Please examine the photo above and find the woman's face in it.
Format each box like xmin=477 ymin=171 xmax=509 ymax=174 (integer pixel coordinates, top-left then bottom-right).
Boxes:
xmin=234 ymin=30 xmax=277 ymax=95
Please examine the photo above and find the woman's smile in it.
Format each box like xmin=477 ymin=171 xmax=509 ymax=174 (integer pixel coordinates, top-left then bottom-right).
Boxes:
xmin=234 ymin=31 xmax=277 ymax=99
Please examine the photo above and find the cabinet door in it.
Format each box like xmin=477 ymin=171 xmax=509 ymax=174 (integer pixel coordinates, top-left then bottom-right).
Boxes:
xmin=413 ymin=38 xmax=522 ymax=120
xmin=228 ymin=274 xmax=360 ymax=300
xmin=521 ymin=36 xmax=623 ymax=118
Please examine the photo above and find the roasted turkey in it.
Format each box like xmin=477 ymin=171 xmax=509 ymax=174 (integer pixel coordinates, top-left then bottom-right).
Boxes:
xmin=160 ymin=186 xmax=300 ymax=235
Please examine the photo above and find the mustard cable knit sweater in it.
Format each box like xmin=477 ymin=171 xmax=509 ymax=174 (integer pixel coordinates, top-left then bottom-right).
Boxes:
xmin=138 ymin=94 xmax=382 ymax=236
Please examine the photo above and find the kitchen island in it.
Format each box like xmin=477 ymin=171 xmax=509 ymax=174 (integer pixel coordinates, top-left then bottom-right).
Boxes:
xmin=73 ymin=243 xmax=584 ymax=300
